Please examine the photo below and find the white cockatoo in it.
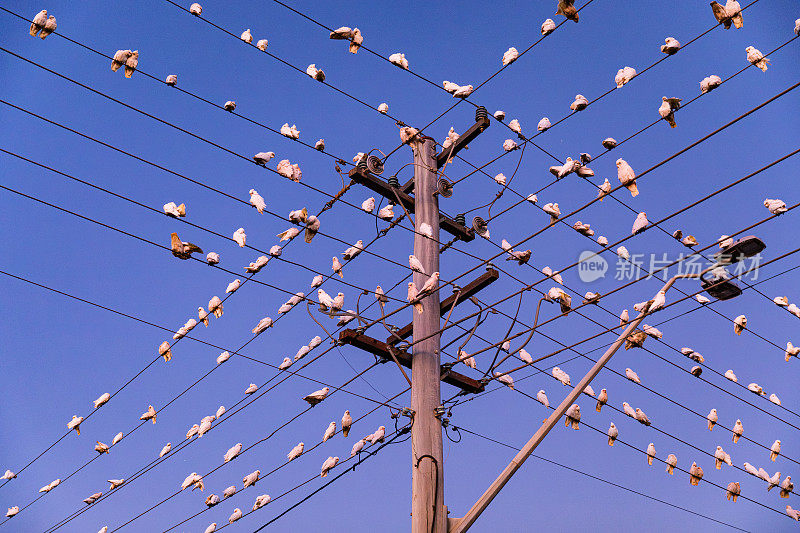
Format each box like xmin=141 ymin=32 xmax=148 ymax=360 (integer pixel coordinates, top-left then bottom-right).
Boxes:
xmin=39 ymin=478 xmax=61 ymax=493
xmin=139 ymin=405 xmax=157 ymax=424
xmin=725 ymin=369 xmax=738 ymax=382
xmin=216 ymin=351 xmax=232 ymax=365
xmin=771 ymin=440 xmax=782 ymax=462
xmin=695 ymin=294 xmax=710 ymax=304
xmin=351 ymin=438 xmax=367 ymax=457
xmin=616 ymin=159 xmax=638 ymax=197
xmin=503 ymin=139 xmax=518 ymax=152
xmin=30 ymin=9 xmax=49 ymax=37
xmin=399 ymin=126 xmax=420 ymax=145
xmin=602 ymin=138 xmax=618 ymax=150
xmin=607 ymin=422 xmax=618 ymax=446
xmin=746 ymin=46 xmax=769 ymax=71
xmin=773 ymin=296 xmax=789 ymax=307
xmin=378 ymin=102 xmax=389 ymax=114
xmin=780 ymin=476 xmax=794 ymax=498
xmin=733 ymin=315 xmax=747 ymax=335
xmin=279 ymin=357 xmax=292 ymax=370
xmin=658 ymin=97 xmax=682 ymax=128
xmin=642 ymin=324 xmax=663 ymax=339
xmin=733 ymin=419 xmax=744 ymax=443
xmin=541 ymin=18 xmax=556 ymax=35
xmin=68 ymin=415 xmax=84 ymax=435
xmin=280 ymin=123 xmax=300 ymax=140
xmin=617 ymin=246 xmax=630 ymax=260
xmin=377 ymin=204 xmax=394 ymax=220
xmin=163 ymin=202 xmax=186 ymax=218
xmin=666 ymin=454 xmax=678 ymax=475
xmin=107 ymin=478 xmax=124 ymax=490
xmin=205 ymin=494 xmax=220 ymax=508
xmin=111 ymin=50 xmax=132 ymax=72
xmin=419 ymin=272 xmax=439 ymax=296
xmin=253 ymin=494 xmax=271 ymax=511
xmin=452 ymin=84 xmax=475 ymax=98
xmin=542 ymin=203 xmax=561 ymax=221
xmin=625 ymin=368 xmax=641 ymax=384
xmin=243 ymin=470 xmax=260 ymax=488
xmin=564 ymin=404 xmax=581 ymax=430
xmin=614 ymin=66 xmax=636 ymax=88
xmin=170 ymin=232 xmax=203 ymax=260
xmin=388 ymin=53 xmax=409 ymax=70
xmin=323 ymin=421 xmax=336 ymax=442
xmin=419 ymin=223 xmax=434 ymax=239
xmin=595 ymin=389 xmax=608 ymax=412
xmin=84 ymin=492 xmax=103 ymax=504
xmin=764 ymin=198 xmax=787 ymax=215
xmin=321 ymin=456 xmax=339 ymax=477
xmin=460 ymin=350 xmax=477 ymax=369
xmin=502 ymin=47 xmax=519 ymax=66
xmin=361 ymin=197 xmax=375 ymax=213
xmin=340 ymin=410 xmax=353 ymax=437
xmin=223 ymin=486 xmax=236 ymax=499
xmin=287 ymin=442 xmax=304 ymax=461
xmin=181 ymin=472 xmax=204 ymax=491
xmin=240 ymin=29 xmax=252 ymax=43
xmin=303 ymin=387 xmax=330 ymax=406
xmin=661 ymin=37 xmax=681 ymax=55
xmin=93 ymin=392 xmax=111 ymax=409
xmin=277 ymin=227 xmax=300 ymax=242
xmin=552 ymin=367 xmax=571 ymax=386
xmin=256 ymin=39 xmax=268 ymax=51
xmin=748 ymin=383 xmax=766 ymax=396
xmin=332 ymin=256 xmax=344 ymax=278
xmin=631 ymin=212 xmax=649 ymax=235
xmin=252 ymin=317 xmax=273 ymax=335
xmin=743 ymin=462 xmax=760 ymax=477
xmin=796 ymin=18 xmax=800 ymax=35
xmin=518 ymin=349 xmax=533 ymax=364
xmin=228 ymin=509 xmax=243 ymax=524
xmin=244 ymin=383 xmax=258 ymax=395
xmin=370 ymin=426 xmax=386 ymax=444
xmin=253 ymin=152 xmax=275 ymax=166
xmin=770 ymin=393 xmax=781 ymax=406
xmin=121 ymin=49 xmax=138 ymax=78
xmin=493 ymin=173 xmax=507 ymax=186
xmin=508 ymin=119 xmax=522 ymax=136
xmin=294 ymin=346 xmax=310 ymax=362
xmin=570 ymin=94 xmax=588 ymax=111
xmin=232 ymin=228 xmax=246 ymax=248
xmin=205 ymin=252 xmax=220 ymax=265
xmin=700 ymin=74 xmax=722 ymax=94
xmin=494 ymin=372 xmax=514 ymax=389
xmin=635 ymin=408 xmax=651 ymax=426
xmin=549 ymin=157 xmax=579 ymax=179
xmin=306 ymin=64 xmax=325 ymax=81
xmin=537 ymin=117 xmax=551 ymax=131
xmin=646 ymin=443 xmax=657 ymax=465
xmin=249 ymin=189 xmax=266 ymax=213
xmin=343 ymin=240 xmax=364 ymax=261
xmin=689 ymin=462 xmax=704 ymax=486
xmin=707 ymin=408 xmax=718 ymax=430
xmin=595 ymin=178 xmax=611 ymax=202
xmin=159 ymin=443 xmax=171 ymax=458
xmin=714 ymin=446 xmax=733 ymax=469
xmin=619 ymin=309 xmax=629 ymax=325
xmin=726 ymin=482 xmax=741 ymax=502
xmin=2 ymin=470 xmax=17 ymax=480
xmin=536 ymin=390 xmax=549 ymax=408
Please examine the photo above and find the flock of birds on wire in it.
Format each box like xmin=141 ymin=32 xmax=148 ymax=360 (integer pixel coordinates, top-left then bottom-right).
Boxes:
xmin=7 ymin=0 xmax=800 ymax=530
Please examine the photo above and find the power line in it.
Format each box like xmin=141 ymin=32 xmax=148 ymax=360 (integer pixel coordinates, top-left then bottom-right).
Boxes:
xmin=453 ymin=424 xmax=752 ymax=532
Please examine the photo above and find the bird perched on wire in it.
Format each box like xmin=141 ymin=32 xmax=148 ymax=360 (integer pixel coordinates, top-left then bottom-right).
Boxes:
xmin=407 ymin=282 xmax=424 ymax=314
xmin=139 ymin=405 xmax=157 ymax=424
xmin=552 ymin=367 xmax=571 ymax=386
xmin=502 ymin=47 xmax=519 ymax=67
xmin=248 ymin=189 xmax=266 ymax=213
xmin=646 ymin=443 xmax=656 ymax=466
xmin=303 ymin=387 xmax=330 ymax=406
xmin=549 ymin=157 xmax=579 ymax=179
xmin=306 ymin=64 xmax=326 ymax=81
xmin=625 ymin=330 xmax=647 ymax=350
xmin=714 ymin=446 xmax=733 ymax=469
xmin=661 ymin=37 xmax=681 ymax=55
xmin=330 ymin=27 xmax=362 ymax=53
xmin=388 ymin=52 xmax=409 ymax=69
xmin=570 ymin=94 xmax=588 ymax=111
xmin=607 ymin=423 xmax=618 ymax=446
xmin=700 ymin=75 xmax=722 ymax=94
xmin=343 ymin=240 xmax=364 ymax=261
xmin=68 ymin=415 xmax=84 ymax=435
xmin=765 ymin=198 xmax=788 ymax=215
xmin=39 ymin=478 xmax=61 ymax=493
xmin=635 ymin=408 xmax=651 ymax=426
xmin=305 ymin=215 xmax=320 ymax=243
xmin=181 ymin=472 xmax=204 ymax=491
xmin=537 ymin=117 xmax=551 ymax=131
xmin=732 ymin=419 xmax=744 ymax=443
xmin=625 ymin=368 xmax=641 ymax=384
xmin=30 ymin=10 xmax=50 ymax=37
xmin=746 ymin=46 xmax=770 ymax=71
xmin=111 ymin=50 xmax=132 ymax=72
xmin=124 ymin=51 xmax=138 ymax=78
xmin=83 ymin=492 xmax=103 ymax=504
xmin=631 ymin=212 xmax=649 ymax=235
xmin=771 ymin=440 xmax=782 ymax=462
xmin=614 ymin=67 xmax=636 ymax=88
xmin=689 ymin=462 xmax=704 ymax=486
xmin=556 ymin=0 xmax=579 ymax=22
xmin=541 ymin=18 xmax=556 ymax=35
xmin=564 ymin=404 xmax=581 ymax=429
xmin=321 ymin=456 xmax=339 ymax=477
xmin=733 ymin=315 xmax=747 ymax=335
xmin=494 ymin=372 xmax=514 ymax=389
xmin=658 ymin=97 xmax=682 ymax=128
xmin=418 ymin=272 xmax=440 ymax=297
xmin=616 ymin=159 xmax=638 ymax=197
xmin=170 ymin=232 xmax=203 ymax=259
xmin=725 ymin=481 xmax=741 ymax=502
xmin=253 ymin=152 xmax=275 ymax=166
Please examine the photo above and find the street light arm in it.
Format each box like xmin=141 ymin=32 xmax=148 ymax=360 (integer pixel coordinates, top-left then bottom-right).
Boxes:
xmin=447 ymin=273 xmax=695 ymax=533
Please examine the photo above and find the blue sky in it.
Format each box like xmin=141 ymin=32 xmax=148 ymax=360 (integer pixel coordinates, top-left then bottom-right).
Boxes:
xmin=2 ymin=1 xmax=800 ymax=531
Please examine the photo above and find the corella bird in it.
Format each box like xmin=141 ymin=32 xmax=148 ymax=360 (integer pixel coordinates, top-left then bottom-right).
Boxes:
xmin=764 ymin=198 xmax=787 ymax=215
xmin=248 ymin=189 xmax=266 ymax=213
xmin=665 ymin=454 xmax=678 ymax=475
xmin=205 ymin=494 xmax=220 ymax=508
xmin=564 ymin=404 xmax=581 ymax=430
xmin=253 ymin=151 xmax=275 ymax=165
xmin=321 ymin=456 xmax=339 ymax=477
xmin=748 ymin=382 xmax=766 ymax=396
xmin=323 ymin=421 xmax=337 ymax=442
xmin=39 ymin=478 xmax=61 ymax=493
xmin=84 ymin=492 xmax=103 ymax=504
xmin=303 ymin=387 xmax=330 ymax=406
xmin=646 ymin=443 xmax=656 ymax=465
xmin=541 ymin=18 xmax=556 ymax=35
xmin=542 ymin=203 xmax=561 ymax=222
xmin=351 ymin=438 xmax=367 ymax=457
xmin=642 ymin=324 xmax=663 ymax=339
xmin=552 ymin=367 xmax=571 ymax=386
xmin=771 ymin=440 xmax=782 ymax=462
xmin=229 ymin=509 xmax=242 ymax=524
xmin=159 ymin=443 xmax=171 ymax=458
xmin=243 ymin=470 xmax=260 ymax=488
xmin=746 ymin=46 xmax=770 ymax=71
xmin=306 ymin=64 xmax=325 ymax=81
xmin=140 ymin=405 xmax=157 ymax=424
xmin=537 ymin=117 xmax=551 ymax=131
xmin=5 ymin=506 xmax=18 ymax=518
xmin=287 ymin=442 xmax=304 ymax=462
xmin=733 ymin=314 xmax=747 ymax=335
xmin=343 ymin=240 xmax=364 ymax=260
xmin=635 ymin=408 xmax=651 ymax=426
xmin=30 ymin=10 xmax=48 ymax=37
xmin=625 ymin=368 xmax=641 ymax=384
xmin=570 ymin=94 xmax=588 ymax=111
xmin=689 ymin=462 xmax=704 ymax=486
xmin=495 ymin=372 xmax=514 ymax=389
xmin=733 ymin=419 xmax=744 ymax=443
xmin=707 ymin=408 xmax=718 ymax=430
xmin=163 ymin=202 xmax=186 ymax=218
xmin=770 ymin=393 xmax=781 ymax=406
xmin=614 ymin=66 xmax=636 ymax=88
xmin=658 ymin=97 xmax=681 ymax=128
xmin=661 ymin=37 xmax=681 ymax=55
xmin=68 ymin=415 xmax=84 ymax=435
xmin=180 ymin=472 xmax=204 ymax=491
xmin=244 ymin=383 xmax=258 ymax=395
xmin=252 ymin=317 xmax=273 ymax=335
xmin=616 ymin=159 xmax=638 ymax=197
xmin=726 ymin=481 xmax=741 ymax=501
xmin=605 ymin=422 xmax=618 ymax=446
xmin=189 ymin=3 xmax=202 ymax=15
xmin=595 ymin=389 xmax=608 ymax=412
xmin=502 ymin=47 xmax=519 ymax=66
xmin=111 ymin=50 xmax=132 ymax=72
xmin=535 ymin=390 xmax=549 ymax=408
xmin=170 ymin=232 xmax=203 ymax=259
xmin=240 ymin=29 xmax=252 ymax=43
xmin=253 ymin=494 xmax=271 ymax=511
xmin=107 ymin=478 xmax=124 ymax=490
xmin=631 ymin=212 xmax=648 ymax=235
xmin=280 ymin=123 xmax=300 ymax=140
xmin=549 ymin=157 xmax=579 ymax=179
xmin=714 ymin=446 xmax=733 ymax=469
xmin=700 ymin=74 xmax=723 ymax=94
xmin=1 ymin=470 xmax=17 ymax=480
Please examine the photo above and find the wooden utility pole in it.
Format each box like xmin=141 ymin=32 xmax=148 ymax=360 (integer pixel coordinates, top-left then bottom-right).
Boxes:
xmin=411 ymin=136 xmax=446 ymax=533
